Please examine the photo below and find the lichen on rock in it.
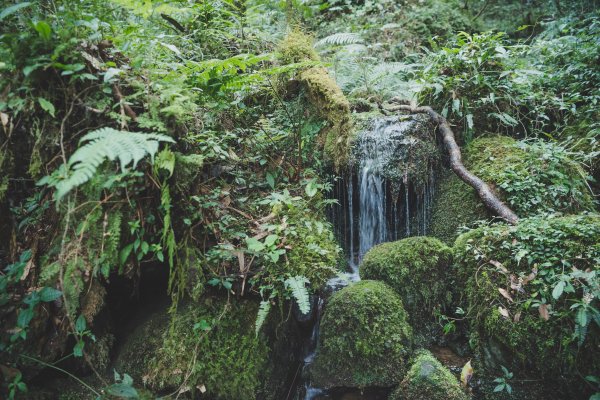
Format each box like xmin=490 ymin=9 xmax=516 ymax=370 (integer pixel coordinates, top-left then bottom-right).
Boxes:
xmin=310 ymin=280 xmax=413 ymax=389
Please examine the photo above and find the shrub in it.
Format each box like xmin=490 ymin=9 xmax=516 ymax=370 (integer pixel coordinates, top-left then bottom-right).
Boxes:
xmin=453 ymin=213 xmax=600 ymax=383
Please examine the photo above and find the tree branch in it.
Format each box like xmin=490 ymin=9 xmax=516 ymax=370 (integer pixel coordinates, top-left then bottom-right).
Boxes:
xmin=387 ymin=99 xmax=519 ymax=224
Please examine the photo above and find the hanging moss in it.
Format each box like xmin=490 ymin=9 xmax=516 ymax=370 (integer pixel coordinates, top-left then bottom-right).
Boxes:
xmin=277 ymin=29 xmax=319 ymax=64
xmin=453 ymin=213 xmax=600 ymax=383
xmin=389 ymin=349 xmax=468 ymax=400
xmin=430 ymin=136 xmax=594 ymax=245
xmin=310 ymin=280 xmax=413 ymax=389
xmin=360 ymin=236 xmax=453 ymax=332
xmin=277 ymin=30 xmax=353 ymax=170
xmin=115 ymin=298 xmax=269 ymax=400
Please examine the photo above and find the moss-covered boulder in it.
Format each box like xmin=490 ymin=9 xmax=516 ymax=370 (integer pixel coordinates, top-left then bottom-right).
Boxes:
xmin=430 ymin=136 xmax=594 ymax=244
xmin=453 ymin=213 xmax=600 ymax=384
xmin=115 ymin=298 xmax=269 ymax=400
xmin=360 ymin=237 xmax=452 ymax=331
xmin=389 ymin=350 xmax=468 ymax=400
xmin=310 ymin=280 xmax=413 ymax=389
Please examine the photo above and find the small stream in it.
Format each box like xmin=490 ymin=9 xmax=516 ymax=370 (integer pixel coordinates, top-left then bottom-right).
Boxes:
xmin=301 ymin=116 xmax=437 ymax=399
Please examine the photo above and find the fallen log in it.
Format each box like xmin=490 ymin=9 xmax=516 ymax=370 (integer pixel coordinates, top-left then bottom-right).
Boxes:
xmin=385 ymin=99 xmax=519 ymax=224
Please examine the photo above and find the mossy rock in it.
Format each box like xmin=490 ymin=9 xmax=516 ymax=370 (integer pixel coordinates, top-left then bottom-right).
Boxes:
xmin=430 ymin=136 xmax=594 ymax=245
xmin=115 ymin=298 xmax=269 ymax=400
xmin=389 ymin=349 xmax=468 ymax=400
xmin=310 ymin=280 xmax=413 ymax=389
xmin=453 ymin=213 xmax=600 ymax=384
xmin=360 ymin=236 xmax=453 ymax=331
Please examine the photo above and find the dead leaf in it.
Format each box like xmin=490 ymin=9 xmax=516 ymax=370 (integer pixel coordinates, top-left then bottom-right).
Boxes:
xmin=498 ymin=306 xmax=510 ymax=319
xmin=523 ymin=267 xmax=538 ymax=285
xmin=498 ymin=288 xmax=513 ymax=302
xmin=460 ymin=360 xmax=473 ymax=387
xmin=20 ymin=258 xmax=35 ymax=281
xmin=197 ymin=385 xmax=207 ymax=394
xmin=489 ymin=259 xmax=508 ymax=274
xmin=235 ymin=251 xmax=245 ymax=273
xmin=513 ymin=311 xmax=521 ymax=322
xmin=0 ymin=112 xmax=9 ymax=131
xmin=539 ymin=304 xmax=550 ymax=321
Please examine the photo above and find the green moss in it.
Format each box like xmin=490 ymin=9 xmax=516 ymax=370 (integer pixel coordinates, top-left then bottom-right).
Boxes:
xmin=389 ymin=349 xmax=468 ymax=400
xmin=311 ymin=280 xmax=413 ymax=389
xmin=280 ymin=209 xmax=341 ymax=287
xmin=430 ymin=169 xmax=488 ymax=245
xmin=277 ymin=29 xmax=319 ymax=64
xmin=430 ymin=136 xmax=594 ymax=245
xmin=115 ymin=298 xmax=269 ymax=400
xmin=300 ymin=67 xmax=353 ymax=169
xmin=453 ymin=214 xmax=600 ymax=381
xmin=276 ymin=30 xmax=353 ymax=170
xmin=360 ymin=236 xmax=453 ymax=331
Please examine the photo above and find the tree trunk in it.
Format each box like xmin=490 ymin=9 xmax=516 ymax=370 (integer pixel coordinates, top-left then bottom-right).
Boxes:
xmin=386 ymin=99 xmax=520 ymax=225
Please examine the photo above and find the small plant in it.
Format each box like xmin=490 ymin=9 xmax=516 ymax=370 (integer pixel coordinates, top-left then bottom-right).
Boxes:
xmin=493 ymin=365 xmax=514 ymax=395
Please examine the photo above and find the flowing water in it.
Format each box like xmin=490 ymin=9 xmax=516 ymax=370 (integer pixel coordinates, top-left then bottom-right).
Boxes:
xmin=302 ymin=116 xmax=437 ymax=400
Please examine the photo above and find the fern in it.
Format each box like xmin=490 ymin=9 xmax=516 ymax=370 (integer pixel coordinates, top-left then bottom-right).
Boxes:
xmin=255 ymin=300 xmax=271 ymax=336
xmin=285 ymin=276 xmax=311 ymax=315
xmin=39 ymin=128 xmax=174 ymax=202
xmin=315 ymin=32 xmax=364 ymax=48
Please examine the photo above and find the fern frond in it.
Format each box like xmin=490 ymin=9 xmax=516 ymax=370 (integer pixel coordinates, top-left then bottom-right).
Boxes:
xmin=285 ymin=276 xmax=310 ymax=315
xmin=315 ymin=33 xmax=364 ymax=48
xmin=40 ymin=128 xmax=174 ymax=202
xmin=255 ymin=300 xmax=271 ymax=336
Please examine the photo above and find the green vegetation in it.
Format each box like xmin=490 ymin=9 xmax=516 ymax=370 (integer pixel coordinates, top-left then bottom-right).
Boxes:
xmin=389 ymin=349 xmax=468 ymax=400
xmin=0 ymin=0 xmax=598 ymax=398
xmin=453 ymin=214 xmax=600 ymax=381
xmin=430 ymin=136 xmax=594 ymax=244
xmin=360 ymin=237 xmax=453 ymax=330
xmin=311 ymin=280 xmax=413 ymax=389
xmin=126 ymin=299 xmax=269 ymax=399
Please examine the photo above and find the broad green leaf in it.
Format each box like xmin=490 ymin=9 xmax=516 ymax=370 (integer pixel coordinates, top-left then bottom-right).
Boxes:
xmin=0 ymin=2 xmax=32 ymax=21
xmin=106 ymin=383 xmax=138 ymax=398
xmin=552 ymin=281 xmax=565 ymax=300
xmin=73 ymin=340 xmax=84 ymax=357
xmin=266 ymin=172 xmax=275 ymax=189
xmin=305 ymin=180 xmax=318 ymax=197
xmin=39 ymin=287 xmax=62 ymax=302
xmin=38 ymin=97 xmax=55 ymax=117
xmin=75 ymin=314 xmax=86 ymax=332
xmin=34 ymin=20 xmax=52 ymax=41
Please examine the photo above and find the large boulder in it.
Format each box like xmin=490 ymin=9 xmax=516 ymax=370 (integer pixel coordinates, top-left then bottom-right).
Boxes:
xmin=115 ymin=298 xmax=270 ymax=400
xmin=360 ymin=236 xmax=453 ymax=332
xmin=453 ymin=213 xmax=600 ymax=391
xmin=310 ymin=280 xmax=413 ymax=389
xmin=389 ymin=349 xmax=468 ymax=400
xmin=430 ymin=136 xmax=594 ymax=244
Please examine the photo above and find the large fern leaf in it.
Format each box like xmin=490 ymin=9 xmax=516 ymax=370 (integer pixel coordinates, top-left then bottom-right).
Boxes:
xmin=315 ymin=32 xmax=363 ymax=48
xmin=285 ymin=276 xmax=311 ymax=315
xmin=255 ymin=300 xmax=271 ymax=336
xmin=39 ymin=128 xmax=174 ymax=202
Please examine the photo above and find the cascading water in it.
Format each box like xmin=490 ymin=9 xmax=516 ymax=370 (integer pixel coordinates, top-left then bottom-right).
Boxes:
xmin=302 ymin=114 xmax=438 ymax=400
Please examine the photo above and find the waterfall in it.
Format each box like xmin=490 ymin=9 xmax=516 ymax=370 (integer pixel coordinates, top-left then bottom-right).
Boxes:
xmin=305 ymin=115 xmax=437 ymax=399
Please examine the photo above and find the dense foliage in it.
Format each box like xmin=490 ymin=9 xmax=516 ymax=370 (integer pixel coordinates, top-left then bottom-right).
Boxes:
xmin=0 ymin=0 xmax=598 ymax=398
